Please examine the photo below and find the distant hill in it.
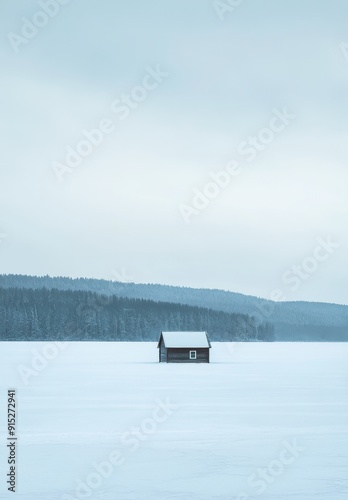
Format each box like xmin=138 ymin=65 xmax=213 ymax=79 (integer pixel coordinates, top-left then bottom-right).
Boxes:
xmin=0 ymin=274 xmax=347 ymax=341
xmin=0 ymin=286 xmax=272 ymax=342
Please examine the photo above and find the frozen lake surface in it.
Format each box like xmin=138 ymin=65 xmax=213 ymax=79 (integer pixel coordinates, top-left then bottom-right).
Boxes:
xmin=1 ymin=342 xmax=348 ymax=499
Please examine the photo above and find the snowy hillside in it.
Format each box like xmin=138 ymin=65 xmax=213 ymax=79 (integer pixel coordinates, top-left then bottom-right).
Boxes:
xmin=1 ymin=274 xmax=348 ymax=340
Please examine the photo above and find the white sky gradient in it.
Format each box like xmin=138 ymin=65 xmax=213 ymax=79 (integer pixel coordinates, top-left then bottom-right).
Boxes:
xmin=0 ymin=0 xmax=347 ymax=304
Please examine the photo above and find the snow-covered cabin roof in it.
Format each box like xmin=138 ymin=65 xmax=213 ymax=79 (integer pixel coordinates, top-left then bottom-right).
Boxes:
xmin=158 ymin=331 xmax=211 ymax=348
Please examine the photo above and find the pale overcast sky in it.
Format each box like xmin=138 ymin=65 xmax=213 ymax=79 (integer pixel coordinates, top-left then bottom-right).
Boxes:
xmin=0 ymin=0 xmax=347 ymax=304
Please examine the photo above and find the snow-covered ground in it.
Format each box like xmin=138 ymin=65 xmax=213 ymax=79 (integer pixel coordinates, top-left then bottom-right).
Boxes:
xmin=1 ymin=342 xmax=348 ymax=499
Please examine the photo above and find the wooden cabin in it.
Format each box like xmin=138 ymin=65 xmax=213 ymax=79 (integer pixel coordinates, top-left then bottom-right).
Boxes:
xmin=157 ymin=331 xmax=211 ymax=363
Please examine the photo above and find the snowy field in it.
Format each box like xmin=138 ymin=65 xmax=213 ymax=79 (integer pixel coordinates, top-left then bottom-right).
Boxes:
xmin=1 ymin=342 xmax=348 ymax=499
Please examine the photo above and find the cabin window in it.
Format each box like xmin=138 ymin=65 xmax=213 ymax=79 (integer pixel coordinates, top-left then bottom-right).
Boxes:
xmin=189 ymin=350 xmax=197 ymax=360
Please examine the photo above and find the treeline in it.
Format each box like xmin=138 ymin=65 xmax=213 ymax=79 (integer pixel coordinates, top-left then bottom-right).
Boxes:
xmin=0 ymin=274 xmax=259 ymax=312
xmin=2 ymin=275 xmax=348 ymax=333
xmin=0 ymin=287 xmax=274 ymax=341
